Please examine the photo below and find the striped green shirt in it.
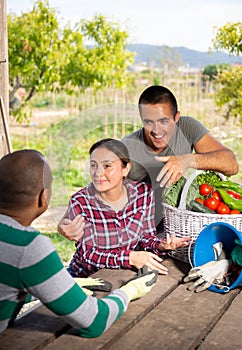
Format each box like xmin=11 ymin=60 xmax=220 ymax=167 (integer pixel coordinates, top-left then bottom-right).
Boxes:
xmin=0 ymin=214 xmax=128 ymax=337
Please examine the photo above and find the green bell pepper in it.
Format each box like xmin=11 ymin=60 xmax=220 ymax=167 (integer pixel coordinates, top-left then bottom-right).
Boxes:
xmin=214 ymin=181 xmax=242 ymax=196
xmin=217 ymin=188 xmax=242 ymax=211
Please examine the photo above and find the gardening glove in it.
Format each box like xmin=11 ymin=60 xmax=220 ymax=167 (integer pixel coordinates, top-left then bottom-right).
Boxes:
xmin=119 ymin=265 xmax=158 ymax=302
xmin=213 ymin=241 xmax=226 ymax=261
xmin=80 ymin=287 xmax=95 ymax=296
xmin=184 ymin=259 xmax=232 ymax=292
xmin=74 ymin=277 xmax=113 ymax=292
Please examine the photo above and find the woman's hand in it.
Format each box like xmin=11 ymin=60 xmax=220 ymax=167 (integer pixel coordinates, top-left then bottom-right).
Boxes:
xmin=159 ymin=234 xmax=191 ymax=251
xmin=129 ymin=251 xmax=168 ymax=275
xmin=58 ymin=215 xmax=85 ymax=242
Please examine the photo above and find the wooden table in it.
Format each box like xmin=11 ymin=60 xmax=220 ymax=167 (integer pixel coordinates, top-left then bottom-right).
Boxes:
xmin=1 ymin=258 xmax=241 ymax=350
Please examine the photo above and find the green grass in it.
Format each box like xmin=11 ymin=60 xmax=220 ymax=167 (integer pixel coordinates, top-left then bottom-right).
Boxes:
xmin=11 ymin=90 xmax=242 ymax=208
xmin=12 ymin=115 xmax=138 ymax=206
xmin=43 ymin=232 xmax=75 ymax=264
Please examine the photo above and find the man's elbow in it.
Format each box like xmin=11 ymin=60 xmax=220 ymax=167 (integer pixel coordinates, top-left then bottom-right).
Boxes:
xmin=77 ymin=326 xmax=105 ymax=338
xmin=224 ymin=152 xmax=239 ymax=176
xmin=232 ymin=161 xmax=239 ymax=175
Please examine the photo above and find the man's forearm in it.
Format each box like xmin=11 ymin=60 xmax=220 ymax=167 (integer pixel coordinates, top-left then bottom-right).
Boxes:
xmin=193 ymin=150 xmax=239 ymax=176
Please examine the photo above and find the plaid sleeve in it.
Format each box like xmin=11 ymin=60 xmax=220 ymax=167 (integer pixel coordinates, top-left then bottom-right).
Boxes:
xmin=138 ymin=185 xmax=161 ymax=254
xmin=74 ymin=242 xmax=132 ymax=275
xmin=68 ymin=197 xmax=83 ymax=219
xmin=139 ymin=234 xmax=160 ymax=255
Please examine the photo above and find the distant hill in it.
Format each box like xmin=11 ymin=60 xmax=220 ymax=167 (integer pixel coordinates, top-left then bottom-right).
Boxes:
xmin=127 ymin=43 xmax=242 ymax=69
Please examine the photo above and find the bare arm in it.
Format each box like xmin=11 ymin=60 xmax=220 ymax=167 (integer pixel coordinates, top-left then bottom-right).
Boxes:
xmin=156 ymin=133 xmax=239 ymax=186
xmin=193 ymin=133 xmax=238 ymax=175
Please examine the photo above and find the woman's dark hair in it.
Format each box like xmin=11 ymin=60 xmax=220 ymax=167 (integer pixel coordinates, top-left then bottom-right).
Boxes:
xmin=89 ymin=138 xmax=130 ymax=167
xmin=138 ymin=85 xmax=178 ymax=118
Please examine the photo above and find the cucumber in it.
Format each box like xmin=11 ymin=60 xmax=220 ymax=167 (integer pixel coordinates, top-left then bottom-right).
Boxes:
xmin=190 ymin=200 xmax=216 ymax=214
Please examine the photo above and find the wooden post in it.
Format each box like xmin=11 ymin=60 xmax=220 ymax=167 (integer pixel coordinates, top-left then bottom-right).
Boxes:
xmin=0 ymin=96 xmax=12 ymax=153
xmin=0 ymin=0 xmax=9 ymax=118
xmin=0 ymin=0 xmax=10 ymax=155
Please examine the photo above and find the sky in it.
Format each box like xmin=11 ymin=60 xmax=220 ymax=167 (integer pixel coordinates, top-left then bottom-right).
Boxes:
xmin=6 ymin=0 xmax=242 ymax=52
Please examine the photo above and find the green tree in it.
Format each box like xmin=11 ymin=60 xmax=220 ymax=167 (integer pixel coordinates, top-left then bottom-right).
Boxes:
xmin=212 ymin=22 xmax=242 ymax=122
xmin=8 ymin=0 xmax=134 ymax=121
xmin=62 ymin=15 xmax=134 ymax=92
xmin=214 ymin=65 xmax=242 ymax=121
xmin=202 ymin=64 xmax=229 ymax=82
xmin=201 ymin=63 xmax=229 ymax=93
xmin=212 ymin=22 xmax=242 ymax=56
xmin=8 ymin=1 xmax=66 ymax=100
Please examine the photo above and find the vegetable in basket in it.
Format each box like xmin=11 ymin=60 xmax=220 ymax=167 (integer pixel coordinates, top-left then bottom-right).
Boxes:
xmin=227 ymin=190 xmax=241 ymax=200
xmin=199 ymin=184 xmax=213 ymax=196
xmin=213 ymin=180 xmax=242 ymax=197
xmin=186 ymin=171 xmax=222 ymax=211
xmin=162 ymin=171 xmax=222 ymax=209
xmin=190 ymin=200 xmax=216 ymax=214
xmin=162 ymin=176 xmax=186 ymax=207
xmin=217 ymin=189 xmax=242 ymax=212
xmin=203 ymin=197 xmax=220 ymax=211
xmin=189 ymin=176 xmax=242 ymax=214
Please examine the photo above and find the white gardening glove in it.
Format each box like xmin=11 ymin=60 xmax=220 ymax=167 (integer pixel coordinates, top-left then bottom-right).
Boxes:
xmin=213 ymin=241 xmax=226 ymax=261
xmin=74 ymin=277 xmax=112 ymax=292
xmin=119 ymin=265 xmax=158 ymax=302
xmin=184 ymin=259 xmax=232 ymax=292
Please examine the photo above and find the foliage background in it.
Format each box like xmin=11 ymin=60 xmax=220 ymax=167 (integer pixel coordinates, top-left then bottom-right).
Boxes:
xmin=7 ymin=1 xmax=242 ymax=260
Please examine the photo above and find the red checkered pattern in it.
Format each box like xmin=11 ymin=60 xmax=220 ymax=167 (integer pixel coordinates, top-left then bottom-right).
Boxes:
xmin=68 ymin=180 xmax=161 ymax=276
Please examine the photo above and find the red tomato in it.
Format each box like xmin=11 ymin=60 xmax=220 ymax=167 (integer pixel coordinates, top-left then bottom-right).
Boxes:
xmin=204 ymin=197 xmax=219 ymax=211
xmin=216 ymin=203 xmax=230 ymax=215
xmin=211 ymin=190 xmax=222 ymax=202
xmin=230 ymin=209 xmax=241 ymax=215
xmin=195 ymin=197 xmax=204 ymax=205
xmin=227 ymin=190 xmax=241 ymax=200
xmin=199 ymin=184 xmax=213 ymax=197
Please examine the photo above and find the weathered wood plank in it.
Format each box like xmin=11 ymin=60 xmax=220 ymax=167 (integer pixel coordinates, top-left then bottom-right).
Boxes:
xmin=109 ymin=284 xmax=239 ymax=350
xmin=0 ymin=305 xmax=69 ymax=350
xmin=0 ymin=259 xmax=188 ymax=350
xmin=44 ymin=259 xmax=188 ymax=349
xmin=199 ymin=290 xmax=242 ymax=350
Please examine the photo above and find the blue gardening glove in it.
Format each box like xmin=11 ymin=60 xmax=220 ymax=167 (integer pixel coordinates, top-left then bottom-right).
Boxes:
xmin=74 ymin=277 xmax=112 ymax=292
xmin=120 ymin=265 xmax=158 ymax=302
xmin=184 ymin=259 xmax=232 ymax=292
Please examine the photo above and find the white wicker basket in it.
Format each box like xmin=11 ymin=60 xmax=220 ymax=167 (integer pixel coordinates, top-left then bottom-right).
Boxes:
xmin=162 ymin=171 xmax=242 ymax=263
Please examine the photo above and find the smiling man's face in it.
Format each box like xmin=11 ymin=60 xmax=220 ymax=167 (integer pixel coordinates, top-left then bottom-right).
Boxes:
xmin=140 ymin=102 xmax=180 ymax=154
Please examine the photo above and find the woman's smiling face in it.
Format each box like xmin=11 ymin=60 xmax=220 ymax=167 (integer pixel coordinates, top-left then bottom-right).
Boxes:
xmin=89 ymin=147 xmax=130 ymax=194
xmin=140 ymin=102 xmax=180 ymax=153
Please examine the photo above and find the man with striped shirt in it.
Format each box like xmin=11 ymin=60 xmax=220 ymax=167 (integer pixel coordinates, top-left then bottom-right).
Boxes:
xmin=0 ymin=150 xmax=157 ymax=337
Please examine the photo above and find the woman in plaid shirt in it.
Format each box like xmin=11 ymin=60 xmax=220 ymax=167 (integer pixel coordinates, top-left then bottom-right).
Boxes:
xmin=64 ymin=139 xmax=190 ymax=277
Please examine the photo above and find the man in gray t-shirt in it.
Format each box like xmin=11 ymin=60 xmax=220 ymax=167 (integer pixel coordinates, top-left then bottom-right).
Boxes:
xmin=122 ymin=85 xmax=238 ymax=229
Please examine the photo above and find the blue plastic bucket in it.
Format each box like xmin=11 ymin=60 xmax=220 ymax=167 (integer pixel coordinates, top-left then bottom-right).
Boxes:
xmin=193 ymin=222 xmax=242 ymax=293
